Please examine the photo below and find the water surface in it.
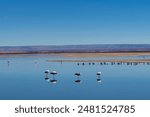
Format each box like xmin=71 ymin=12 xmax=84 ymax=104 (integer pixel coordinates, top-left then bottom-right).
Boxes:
xmin=0 ymin=54 xmax=150 ymax=100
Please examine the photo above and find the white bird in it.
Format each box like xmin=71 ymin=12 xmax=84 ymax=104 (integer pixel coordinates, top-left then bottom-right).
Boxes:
xmin=97 ymin=72 xmax=101 ymax=76
xmin=50 ymin=71 xmax=57 ymax=75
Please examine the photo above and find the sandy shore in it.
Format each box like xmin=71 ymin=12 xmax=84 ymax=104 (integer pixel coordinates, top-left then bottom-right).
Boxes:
xmin=47 ymin=52 xmax=150 ymax=63
xmin=57 ymin=52 xmax=150 ymax=58
xmin=1 ymin=52 xmax=150 ymax=63
xmin=0 ymin=52 xmax=150 ymax=57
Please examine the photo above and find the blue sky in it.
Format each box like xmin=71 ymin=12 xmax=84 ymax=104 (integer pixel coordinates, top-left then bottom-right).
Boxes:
xmin=0 ymin=0 xmax=150 ymax=46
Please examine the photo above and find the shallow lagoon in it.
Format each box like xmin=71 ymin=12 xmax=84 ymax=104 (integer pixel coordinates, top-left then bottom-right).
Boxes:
xmin=0 ymin=54 xmax=150 ymax=100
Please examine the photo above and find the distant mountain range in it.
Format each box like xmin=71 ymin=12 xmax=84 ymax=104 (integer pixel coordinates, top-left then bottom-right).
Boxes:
xmin=0 ymin=44 xmax=150 ymax=54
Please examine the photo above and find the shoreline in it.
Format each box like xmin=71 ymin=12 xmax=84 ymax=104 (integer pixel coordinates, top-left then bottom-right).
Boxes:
xmin=0 ymin=51 xmax=150 ymax=56
xmin=57 ymin=52 xmax=150 ymax=58
xmin=1 ymin=52 xmax=150 ymax=63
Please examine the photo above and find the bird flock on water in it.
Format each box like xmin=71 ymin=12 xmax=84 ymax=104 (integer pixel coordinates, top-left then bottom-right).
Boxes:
xmin=44 ymin=70 xmax=102 ymax=84
xmin=44 ymin=60 xmax=150 ymax=84
xmin=76 ymin=62 xmax=150 ymax=66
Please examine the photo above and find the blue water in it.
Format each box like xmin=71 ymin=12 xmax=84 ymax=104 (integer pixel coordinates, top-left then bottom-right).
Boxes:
xmin=0 ymin=54 xmax=150 ymax=100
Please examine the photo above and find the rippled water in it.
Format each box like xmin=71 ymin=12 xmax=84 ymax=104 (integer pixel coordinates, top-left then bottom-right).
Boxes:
xmin=0 ymin=54 xmax=150 ymax=100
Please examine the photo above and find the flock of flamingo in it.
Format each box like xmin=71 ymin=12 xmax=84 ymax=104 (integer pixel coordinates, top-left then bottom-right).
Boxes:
xmin=44 ymin=70 xmax=102 ymax=84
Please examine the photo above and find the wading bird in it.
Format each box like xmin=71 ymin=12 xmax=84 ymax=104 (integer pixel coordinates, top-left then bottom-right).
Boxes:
xmin=44 ymin=70 xmax=50 ymax=81
xmin=74 ymin=72 xmax=81 ymax=83
xmin=96 ymin=72 xmax=102 ymax=83
xmin=50 ymin=71 xmax=58 ymax=83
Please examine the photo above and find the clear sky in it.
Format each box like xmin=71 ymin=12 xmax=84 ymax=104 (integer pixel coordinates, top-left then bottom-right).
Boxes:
xmin=0 ymin=0 xmax=150 ymax=46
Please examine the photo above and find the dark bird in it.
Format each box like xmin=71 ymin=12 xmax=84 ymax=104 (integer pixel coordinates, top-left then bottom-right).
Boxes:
xmin=75 ymin=72 xmax=81 ymax=77
xmin=74 ymin=72 xmax=81 ymax=83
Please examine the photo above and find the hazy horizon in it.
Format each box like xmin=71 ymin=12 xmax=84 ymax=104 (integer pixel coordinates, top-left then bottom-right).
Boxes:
xmin=0 ymin=43 xmax=150 ymax=47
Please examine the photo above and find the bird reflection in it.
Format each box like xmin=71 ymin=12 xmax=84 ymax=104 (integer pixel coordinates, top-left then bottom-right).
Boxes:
xmin=50 ymin=71 xmax=58 ymax=84
xmin=74 ymin=72 xmax=81 ymax=83
xmin=45 ymin=77 xmax=49 ymax=81
xmin=50 ymin=79 xmax=57 ymax=83
xmin=75 ymin=79 xmax=81 ymax=83
xmin=44 ymin=70 xmax=50 ymax=81
xmin=97 ymin=78 xmax=102 ymax=83
xmin=45 ymin=70 xmax=49 ymax=77
xmin=96 ymin=72 xmax=102 ymax=83
xmin=50 ymin=71 xmax=57 ymax=78
xmin=34 ymin=60 xmax=38 ymax=64
xmin=7 ymin=60 xmax=10 ymax=67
